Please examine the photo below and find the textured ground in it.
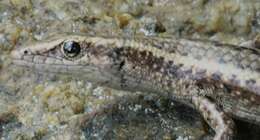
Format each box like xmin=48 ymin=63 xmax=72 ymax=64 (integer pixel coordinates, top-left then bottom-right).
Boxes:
xmin=0 ymin=0 xmax=260 ymax=140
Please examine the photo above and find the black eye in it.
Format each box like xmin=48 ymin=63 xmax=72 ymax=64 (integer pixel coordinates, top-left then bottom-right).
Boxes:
xmin=63 ymin=41 xmax=81 ymax=57
xmin=24 ymin=50 xmax=28 ymax=54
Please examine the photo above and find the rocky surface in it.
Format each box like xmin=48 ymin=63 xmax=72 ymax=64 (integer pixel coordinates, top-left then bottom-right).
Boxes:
xmin=0 ymin=0 xmax=260 ymax=139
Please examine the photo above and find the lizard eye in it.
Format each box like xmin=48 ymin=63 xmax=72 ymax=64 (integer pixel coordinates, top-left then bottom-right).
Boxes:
xmin=62 ymin=41 xmax=81 ymax=58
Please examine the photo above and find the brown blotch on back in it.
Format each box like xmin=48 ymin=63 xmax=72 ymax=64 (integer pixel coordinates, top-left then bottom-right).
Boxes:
xmin=124 ymin=48 xmax=166 ymax=73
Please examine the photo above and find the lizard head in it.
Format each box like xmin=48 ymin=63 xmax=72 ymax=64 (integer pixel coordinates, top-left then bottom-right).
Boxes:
xmin=11 ymin=35 xmax=125 ymax=83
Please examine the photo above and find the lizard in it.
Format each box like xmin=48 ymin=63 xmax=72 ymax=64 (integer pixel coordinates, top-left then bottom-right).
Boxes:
xmin=11 ymin=34 xmax=260 ymax=140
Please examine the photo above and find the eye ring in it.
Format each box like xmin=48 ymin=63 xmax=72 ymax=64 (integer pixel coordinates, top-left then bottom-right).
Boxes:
xmin=62 ymin=40 xmax=81 ymax=58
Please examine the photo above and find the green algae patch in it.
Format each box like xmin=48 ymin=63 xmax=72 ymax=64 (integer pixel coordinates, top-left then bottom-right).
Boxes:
xmin=1 ymin=0 xmax=260 ymax=139
xmin=33 ymin=83 xmax=86 ymax=121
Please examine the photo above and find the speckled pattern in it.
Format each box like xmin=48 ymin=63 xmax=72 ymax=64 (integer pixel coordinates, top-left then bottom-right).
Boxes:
xmin=1 ymin=0 xmax=260 ymax=139
xmin=11 ymin=34 xmax=260 ymax=139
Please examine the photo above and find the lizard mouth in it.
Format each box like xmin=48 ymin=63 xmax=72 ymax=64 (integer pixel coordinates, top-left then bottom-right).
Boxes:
xmin=11 ymin=48 xmax=98 ymax=76
xmin=11 ymin=49 xmax=33 ymax=67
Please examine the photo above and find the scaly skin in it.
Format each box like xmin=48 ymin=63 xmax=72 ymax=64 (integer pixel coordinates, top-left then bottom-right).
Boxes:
xmin=11 ymin=35 xmax=260 ymax=140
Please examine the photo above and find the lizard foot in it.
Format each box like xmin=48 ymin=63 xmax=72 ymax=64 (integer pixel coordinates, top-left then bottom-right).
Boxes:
xmin=192 ymin=96 xmax=235 ymax=140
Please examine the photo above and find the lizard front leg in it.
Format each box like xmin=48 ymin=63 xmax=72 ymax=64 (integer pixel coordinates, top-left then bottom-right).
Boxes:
xmin=192 ymin=96 xmax=235 ymax=140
